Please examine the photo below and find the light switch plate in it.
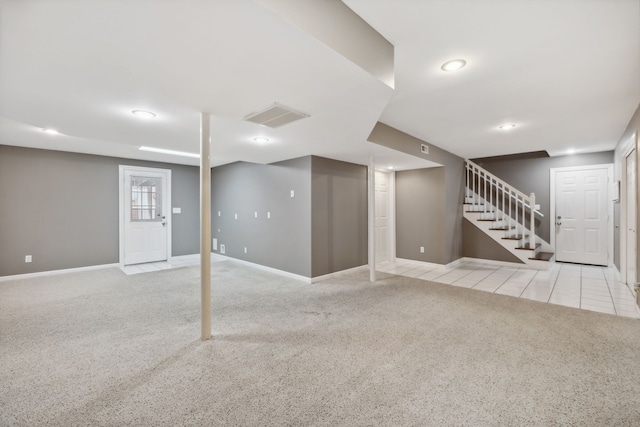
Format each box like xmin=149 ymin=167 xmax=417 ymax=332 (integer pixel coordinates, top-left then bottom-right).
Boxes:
xmin=290 ymin=190 xmax=295 ymax=198
xmin=172 ymin=207 xmax=181 ymax=214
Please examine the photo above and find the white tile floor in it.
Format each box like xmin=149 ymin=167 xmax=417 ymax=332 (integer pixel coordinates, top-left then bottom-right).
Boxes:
xmin=121 ymin=255 xmax=640 ymax=319
xmin=377 ymin=260 xmax=640 ymax=319
xmin=120 ymin=255 xmax=202 ymax=275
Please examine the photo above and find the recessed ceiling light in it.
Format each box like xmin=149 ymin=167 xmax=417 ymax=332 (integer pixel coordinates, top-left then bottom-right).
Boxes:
xmin=132 ymin=110 xmax=156 ymax=119
xmin=566 ymin=148 xmax=576 ymax=155
xmin=387 ymin=166 xmax=394 ymax=170
xmin=139 ymin=146 xmax=199 ymax=158
xmin=498 ymin=123 xmax=516 ymax=130
xmin=42 ymin=128 xmax=61 ymax=135
xmin=253 ymin=137 xmax=270 ymax=143
xmin=441 ymin=59 xmax=467 ymax=72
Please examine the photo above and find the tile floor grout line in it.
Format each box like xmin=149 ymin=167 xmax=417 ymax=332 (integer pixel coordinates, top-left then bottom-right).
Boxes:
xmin=545 ymin=263 xmax=566 ymax=303
xmin=472 ymin=266 xmax=516 ymax=291
xmin=579 ymin=265 xmax=583 ymax=309
xmin=603 ymin=268 xmax=623 ymax=316
xmin=492 ymin=267 xmax=523 ymax=294
xmin=515 ymin=269 xmax=539 ymax=299
xmin=449 ymin=264 xmax=488 ymax=286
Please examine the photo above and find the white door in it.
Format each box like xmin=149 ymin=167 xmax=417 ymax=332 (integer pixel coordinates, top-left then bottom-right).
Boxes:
xmin=122 ymin=168 xmax=169 ymax=265
xmin=626 ymin=149 xmax=636 ymax=286
xmin=555 ymin=167 xmax=609 ymax=266
xmin=375 ymin=171 xmax=390 ymax=263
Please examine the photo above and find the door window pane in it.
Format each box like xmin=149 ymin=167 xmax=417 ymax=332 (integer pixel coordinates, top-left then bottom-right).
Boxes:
xmin=131 ymin=176 xmax=162 ymax=221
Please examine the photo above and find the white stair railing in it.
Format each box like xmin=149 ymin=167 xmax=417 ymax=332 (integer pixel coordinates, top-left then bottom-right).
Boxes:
xmin=465 ymin=159 xmax=542 ymax=249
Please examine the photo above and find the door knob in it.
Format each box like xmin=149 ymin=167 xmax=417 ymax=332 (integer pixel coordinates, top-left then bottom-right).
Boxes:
xmin=556 ymin=215 xmax=562 ymax=226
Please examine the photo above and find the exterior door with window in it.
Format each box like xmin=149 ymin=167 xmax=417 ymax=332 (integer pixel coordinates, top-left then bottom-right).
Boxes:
xmin=554 ymin=166 xmax=609 ymax=266
xmin=122 ymin=168 xmax=169 ymax=265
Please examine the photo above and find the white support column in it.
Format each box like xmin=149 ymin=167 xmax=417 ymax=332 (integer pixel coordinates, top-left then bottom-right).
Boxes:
xmin=368 ymin=157 xmax=376 ymax=283
xmin=200 ymin=113 xmax=212 ymax=341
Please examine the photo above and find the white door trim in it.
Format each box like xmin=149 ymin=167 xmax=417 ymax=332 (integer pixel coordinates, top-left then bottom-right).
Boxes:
xmin=550 ymin=163 xmax=614 ymax=266
xmin=620 ymin=131 xmax=638 ymax=286
xmin=118 ymin=165 xmax=172 ymax=267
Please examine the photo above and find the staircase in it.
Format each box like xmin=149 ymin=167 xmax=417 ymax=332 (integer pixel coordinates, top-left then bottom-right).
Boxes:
xmin=464 ymin=159 xmax=554 ymax=270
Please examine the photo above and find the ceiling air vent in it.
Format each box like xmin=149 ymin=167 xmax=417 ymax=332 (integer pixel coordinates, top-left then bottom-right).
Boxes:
xmin=243 ymin=103 xmax=309 ymax=128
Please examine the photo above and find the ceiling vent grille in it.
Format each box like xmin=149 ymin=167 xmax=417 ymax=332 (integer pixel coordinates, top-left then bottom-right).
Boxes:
xmin=243 ymin=103 xmax=309 ymax=128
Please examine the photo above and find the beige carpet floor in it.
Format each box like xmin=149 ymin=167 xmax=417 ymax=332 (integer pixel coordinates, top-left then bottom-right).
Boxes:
xmin=1 ymin=261 xmax=640 ymax=426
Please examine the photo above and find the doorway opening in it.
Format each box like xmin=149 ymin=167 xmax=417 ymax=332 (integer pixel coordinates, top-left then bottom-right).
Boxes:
xmin=374 ymin=170 xmax=395 ymax=264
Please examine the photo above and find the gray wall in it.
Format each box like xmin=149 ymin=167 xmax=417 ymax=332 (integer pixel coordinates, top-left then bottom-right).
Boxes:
xmin=368 ymin=123 xmax=465 ymax=264
xmin=0 ymin=145 xmax=200 ymax=276
xmin=211 ymin=155 xmax=369 ymax=279
xmin=475 ymin=151 xmax=614 ymax=242
xmin=395 ymin=167 xmax=446 ymax=264
xmin=462 ymin=219 xmax=523 ymax=264
xmin=311 ymin=156 xmax=367 ymax=277
xmin=211 ymin=157 xmax=313 ymax=277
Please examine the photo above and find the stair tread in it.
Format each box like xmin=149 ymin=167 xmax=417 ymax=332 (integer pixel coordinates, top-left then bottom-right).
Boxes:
xmin=515 ymin=243 xmax=542 ymax=250
xmin=489 ymin=226 xmax=515 ymax=230
xmin=477 ymin=218 xmax=498 ymax=222
xmin=529 ymin=252 xmax=554 ymax=261
xmin=502 ymin=234 xmax=529 ymax=240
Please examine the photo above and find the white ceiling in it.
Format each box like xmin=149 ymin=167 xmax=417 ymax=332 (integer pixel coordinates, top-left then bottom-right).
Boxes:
xmin=1 ymin=0 xmax=638 ymax=170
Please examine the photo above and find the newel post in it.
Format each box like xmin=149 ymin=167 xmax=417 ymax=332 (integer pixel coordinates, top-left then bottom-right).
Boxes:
xmin=529 ymin=192 xmax=536 ymax=249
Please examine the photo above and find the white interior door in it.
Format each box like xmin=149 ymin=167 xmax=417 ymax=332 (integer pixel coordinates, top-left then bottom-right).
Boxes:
xmin=375 ymin=171 xmax=390 ymax=263
xmin=122 ymin=168 xmax=169 ymax=265
xmin=554 ymin=167 xmax=609 ymax=266
xmin=626 ymin=149 xmax=636 ymax=286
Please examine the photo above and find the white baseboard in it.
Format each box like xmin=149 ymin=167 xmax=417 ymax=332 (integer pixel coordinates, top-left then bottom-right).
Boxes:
xmin=0 ymin=263 xmax=119 ymax=282
xmin=459 ymin=256 xmax=534 ymax=269
xmin=613 ymin=265 xmax=622 ymax=281
xmin=310 ymin=265 xmax=368 ymax=283
xmin=170 ymin=253 xmax=226 ymax=263
xmin=394 ymin=256 xmax=538 ymax=271
xmin=395 ymin=257 xmax=459 ymax=271
xmin=213 ymin=255 xmax=368 ymax=284
xmin=213 ymin=255 xmax=312 ymax=283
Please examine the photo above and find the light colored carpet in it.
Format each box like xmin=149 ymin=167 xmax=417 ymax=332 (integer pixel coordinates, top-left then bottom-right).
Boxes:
xmin=1 ymin=261 xmax=640 ymax=426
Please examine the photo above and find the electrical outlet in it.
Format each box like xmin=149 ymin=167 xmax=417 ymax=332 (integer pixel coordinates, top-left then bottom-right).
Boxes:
xmin=212 ymin=238 xmax=217 ymax=251
xmin=420 ymin=246 xmax=425 ymax=253
xmin=290 ymin=190 xmax=295 ymax=198
xmin=218 ymin=211 xmax=221 ymax=217
xmin=254 ymin=211 xmax=258 ymax=218
xmin=244 ymin=247 xmax=247 ymax=254
xmin=220 ymin=244 xmax=225 ymax=254
xmin=267 ymin=212 xmax=271 ymax=219
xmin=234 ymin=213 xmax=238 ymax=220
xmin=25 ymin=255 xmax=32 ymax=263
